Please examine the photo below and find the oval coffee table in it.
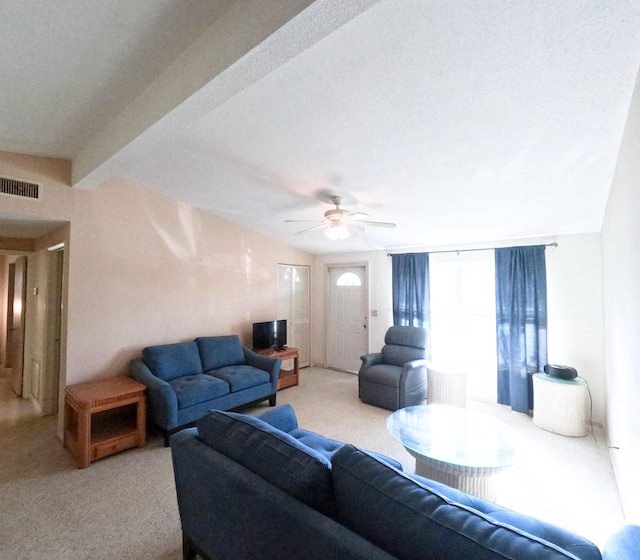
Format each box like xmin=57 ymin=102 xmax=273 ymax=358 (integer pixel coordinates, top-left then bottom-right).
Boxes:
xmin=387 ymin=404 xmax=519 ymax=501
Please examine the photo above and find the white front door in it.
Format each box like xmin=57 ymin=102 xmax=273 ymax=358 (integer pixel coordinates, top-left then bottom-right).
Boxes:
xmin=326 ymin=265 xmax=368 ymax=373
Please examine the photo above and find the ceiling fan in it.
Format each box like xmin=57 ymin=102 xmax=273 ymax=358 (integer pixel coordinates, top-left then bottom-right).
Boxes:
xmin=285 ymin=195 xmax=396 ymax=240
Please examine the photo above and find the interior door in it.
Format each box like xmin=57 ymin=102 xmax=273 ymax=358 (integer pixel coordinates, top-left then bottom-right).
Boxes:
xmin=8 ymin=256 xmax=27 ymax=396
xmin=42 ymin=248 xmax=64 ymax=415
xmin=326 ymin=265 xmax=368 ymax=373
xmin=277 ymin=265 xmax=310 ymax=367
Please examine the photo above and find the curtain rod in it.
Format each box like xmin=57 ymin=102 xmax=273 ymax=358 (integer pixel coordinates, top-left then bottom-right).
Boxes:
xmin=387 ymin=242 xmax=558 ymax=257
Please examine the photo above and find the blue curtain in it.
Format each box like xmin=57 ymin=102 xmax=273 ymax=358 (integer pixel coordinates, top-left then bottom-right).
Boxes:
xmin=391 ymin=252 xmax=430 ymax=333
xmin=495 ymin=246 xmax=547 ymax=413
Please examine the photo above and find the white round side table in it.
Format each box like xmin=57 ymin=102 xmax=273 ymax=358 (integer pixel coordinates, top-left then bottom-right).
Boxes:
xmin=532 ymin=373 xmax=588 ymax=437
xmin=427 ymin=363 xmax=467 ymax=408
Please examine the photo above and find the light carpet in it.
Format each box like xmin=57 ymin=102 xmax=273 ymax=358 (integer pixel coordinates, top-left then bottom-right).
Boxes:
xmin=0 ymin=367 xmax=625 ymax=559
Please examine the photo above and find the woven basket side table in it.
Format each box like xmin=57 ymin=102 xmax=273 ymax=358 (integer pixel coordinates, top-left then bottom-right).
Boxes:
xmin=427 ymin=364 xmax=467 ymax=408
xmin=532 ymin=373 xmax=588 ymax=437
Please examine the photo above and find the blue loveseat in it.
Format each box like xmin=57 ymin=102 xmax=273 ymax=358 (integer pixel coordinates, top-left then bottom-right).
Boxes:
xmin=170 ymin=404 xmax=640 ymax=560
xmin=130 ymin=335 xmax=280 ymax=443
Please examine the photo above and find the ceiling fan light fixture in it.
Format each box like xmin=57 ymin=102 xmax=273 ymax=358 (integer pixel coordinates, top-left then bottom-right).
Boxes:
xmin=287 ymin=194 xmax=395 ymax=239
xmin=324 ymin=222 xmax=353 ymax=241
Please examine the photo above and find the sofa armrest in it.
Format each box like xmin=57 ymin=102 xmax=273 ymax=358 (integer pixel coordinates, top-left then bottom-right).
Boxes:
xmin=243 ymin=346 xmax=281 ymax=387
xmin=603 ymin=525 xmax=640 ymax=560
xmin=256 ymin=403 xmax=299 ymax=433
xmin=359 ymin=352 xmax=383 ymax=370
xmin=130 ymin=358 xmax=178 ymax=431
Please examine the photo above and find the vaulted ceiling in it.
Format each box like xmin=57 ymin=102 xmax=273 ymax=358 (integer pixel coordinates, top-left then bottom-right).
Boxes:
xmin=2 ymin=0 xmax=640 ymax=253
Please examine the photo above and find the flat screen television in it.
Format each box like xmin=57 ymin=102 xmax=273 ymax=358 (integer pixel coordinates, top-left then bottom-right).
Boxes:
xmin=252 ymin=319 xmax=287 ymax=350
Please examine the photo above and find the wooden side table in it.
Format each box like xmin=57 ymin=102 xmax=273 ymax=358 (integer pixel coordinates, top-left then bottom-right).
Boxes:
xmin=64 ymin=375 xmax=146 ymax=468
xmin=257 ymin=347 xmax=299 ymax=390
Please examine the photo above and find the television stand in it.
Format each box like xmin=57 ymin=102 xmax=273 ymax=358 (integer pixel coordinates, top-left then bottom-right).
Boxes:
xmin=256 ymin=347 xmax=299 ymax=390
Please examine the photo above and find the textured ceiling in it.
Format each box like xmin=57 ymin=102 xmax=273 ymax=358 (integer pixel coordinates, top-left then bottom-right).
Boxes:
xmin=1 ymin=0 xmax=640 ymax=254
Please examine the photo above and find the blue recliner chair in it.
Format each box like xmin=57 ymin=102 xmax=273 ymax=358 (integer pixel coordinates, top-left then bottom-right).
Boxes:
xmin=358 ymin=326 xmax=428 ymax=410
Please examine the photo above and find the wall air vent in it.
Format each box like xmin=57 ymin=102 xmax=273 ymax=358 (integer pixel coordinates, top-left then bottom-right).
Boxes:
xmin=0 ymin=176 xmax=40 ymax=199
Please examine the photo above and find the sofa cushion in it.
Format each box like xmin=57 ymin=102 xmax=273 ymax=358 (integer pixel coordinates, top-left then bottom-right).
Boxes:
xmin=332 ymin=445 xmax=589 ymax=560
xmin=197 ymin=410 xmax=336 ymax=516
xmin=142 ymin=342 xmax=203 ymax=382
xmin=169 ymin=374 xmax=229 ymax=409
xmin=289 ymin=429 xmax=345 ymax=460
xmin=290 ymin=429 xmax=404 ymax=471
xmin=208 ymin=364 xmax=270 ymax=391
xmin=195 ymin=336 xmax=245 ymax=370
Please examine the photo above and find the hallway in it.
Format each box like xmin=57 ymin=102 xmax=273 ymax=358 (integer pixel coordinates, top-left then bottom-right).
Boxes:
xmin=0 ymin=368 xmax=40 ymax=426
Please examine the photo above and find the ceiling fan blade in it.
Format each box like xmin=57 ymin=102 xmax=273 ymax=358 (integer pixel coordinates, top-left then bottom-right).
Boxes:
xmin=285 ymin=219 xmax=322 ymax=223
xmin=286 ymin=195 xmax=395 ymax=237
xmin=348 ymin=212 xmax=370 ymax=219
xmin=294 ymin=223 xmax=329 ymax=235
xmin=350 ymin=220 xmax=396 ymax=228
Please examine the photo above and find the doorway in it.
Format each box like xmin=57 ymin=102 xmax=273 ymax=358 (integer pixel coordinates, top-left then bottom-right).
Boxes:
xmin=6 ymin=256 xmax=27 ymax=396
xmin=0 ymin=244 xmax=66 ymax=423
xmin=0 ymin=217 xmax=69 ymax=429
xmin=326 ymin=265 xmax=368 ymax=373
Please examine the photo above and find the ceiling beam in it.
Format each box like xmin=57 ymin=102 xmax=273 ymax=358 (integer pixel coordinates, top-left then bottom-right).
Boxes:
xmin=72 ymin=0 xmax=382 ymax=189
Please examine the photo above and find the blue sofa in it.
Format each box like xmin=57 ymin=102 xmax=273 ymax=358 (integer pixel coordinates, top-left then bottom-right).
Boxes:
xmin=130 ymin=335 xmax=280 ymax=442
xmin=170 ymin=405 xmax=639 ymax=560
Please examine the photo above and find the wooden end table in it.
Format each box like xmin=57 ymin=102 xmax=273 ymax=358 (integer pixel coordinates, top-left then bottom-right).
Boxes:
xmin=257 ymin=347 xmax=299 ymax=390
xmin=64 ymin=375 xmax=146 ymax=468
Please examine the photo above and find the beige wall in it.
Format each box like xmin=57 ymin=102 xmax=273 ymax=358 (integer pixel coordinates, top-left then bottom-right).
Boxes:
xmin=0 ymin=151 xmax=73 ymax=219
xmin=545 ymin=233 xmax=606 ymax=423
xmin=602 ymin=69 xmax=640 ymax=523
xmin=67 ymin=178 xmax=312 ymax=382
xmin=0 ymin=152 xmax=312 ymax=434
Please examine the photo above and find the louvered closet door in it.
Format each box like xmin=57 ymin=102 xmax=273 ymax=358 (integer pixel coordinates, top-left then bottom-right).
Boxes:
xmin=278 ymin=265 xmax=310 ymax=367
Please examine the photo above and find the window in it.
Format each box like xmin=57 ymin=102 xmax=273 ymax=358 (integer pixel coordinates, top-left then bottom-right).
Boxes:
xmin=336 ymin=272 xmax=362 ymax=286
xmin=429 ymin=250 xmax=497 ymax=402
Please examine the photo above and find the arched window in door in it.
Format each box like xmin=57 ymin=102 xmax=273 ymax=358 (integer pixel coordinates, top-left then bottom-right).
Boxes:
xmin=336 ymin=272 xmax=362 ymax=286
